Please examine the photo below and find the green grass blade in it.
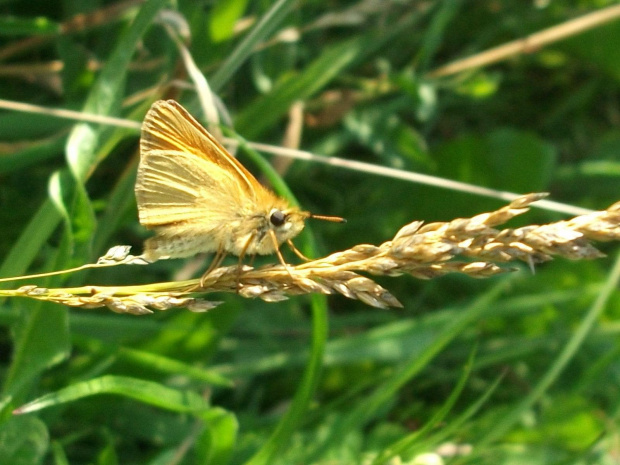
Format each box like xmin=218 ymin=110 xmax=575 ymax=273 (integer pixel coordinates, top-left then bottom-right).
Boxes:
xmin=371 ymin=346 xmax=480 ymax=464
xmin=236 ymin=136 xmax=329 ymax=465
xmin=235 ymin=37 xmax=370 ymax=139
xmin=0 ymin=135 xmax=66 ymax=174
xmin=196 ymin=407 xmax=239 ymax=465
xmin=233 ymin=133 xmax=299 ymax=205
xmin=305 ymin=277 xmax=515 ymax=461
xmin=1 ymin=302 xmax=69 ymax=401
xmin=478 ymin=252 xmax=620 ymax=446
xmin=415 ymin=0 xmax=463 ymax=71
xmin=209 ymin=0 xmax=251 ymax=42
xmin=244 ymin=295 xmax=328 ymax=465
xmin=13 ymin=375 xmax=211 ymax=415
xmin=75 ymin=336 xmax=234 ymax=388
xmin=67 ymin=0 xmax=167 ymax=181
xmin=0 ymin=199 xmax=61 ymax=281
xmin=210 ymin=0 xmax=297 ymax=91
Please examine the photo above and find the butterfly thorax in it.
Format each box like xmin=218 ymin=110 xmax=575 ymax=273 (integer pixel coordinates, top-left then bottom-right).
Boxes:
xmin=223 ymin=203 xmax=307 ymax=256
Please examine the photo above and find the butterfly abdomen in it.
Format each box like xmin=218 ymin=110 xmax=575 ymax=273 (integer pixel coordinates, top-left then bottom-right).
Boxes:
xmin=143 ymin=234 xmax=219 ymax=261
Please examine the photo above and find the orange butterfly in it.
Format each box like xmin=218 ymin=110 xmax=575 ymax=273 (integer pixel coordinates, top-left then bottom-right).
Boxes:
xmin=135 ymin=100 xmax=344 ymax=281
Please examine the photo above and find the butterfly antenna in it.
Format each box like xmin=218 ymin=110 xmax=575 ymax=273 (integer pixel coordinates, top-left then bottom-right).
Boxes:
xmin=309 ymin=213 xmax=346 ymax=223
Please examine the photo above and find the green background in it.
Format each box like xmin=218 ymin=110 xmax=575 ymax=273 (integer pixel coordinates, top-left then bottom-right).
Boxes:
xmin=0 ymin=1 xmax=619 ymax=464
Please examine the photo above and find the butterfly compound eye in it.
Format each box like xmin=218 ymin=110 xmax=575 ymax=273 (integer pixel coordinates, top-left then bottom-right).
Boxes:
xmin=269 ymin=210 xmax=286 ymax=227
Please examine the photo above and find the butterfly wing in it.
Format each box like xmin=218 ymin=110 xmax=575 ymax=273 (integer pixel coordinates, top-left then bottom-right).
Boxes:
xmin=136 ymin=100 xmax=268 ymax=228
xmin=136 ymin=148 xmax=244 ymax=228
xmin=140 ymin=100 xmax=263 ymax=196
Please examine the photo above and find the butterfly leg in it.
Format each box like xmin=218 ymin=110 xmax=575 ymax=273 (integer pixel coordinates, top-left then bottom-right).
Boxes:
xmin=199 ymin=247 xmax=227 ymax=288
xmin=269 ymin=230 xmax=296 ymax=283
xmin=235 ymin=233 xmax=256 ymax=291
xmin=287 ymin=239 xmax=312 ymax=262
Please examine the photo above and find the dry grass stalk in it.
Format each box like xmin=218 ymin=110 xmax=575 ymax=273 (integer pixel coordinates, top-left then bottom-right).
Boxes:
xmin=3 ymin=193 xmax=619 ymax=314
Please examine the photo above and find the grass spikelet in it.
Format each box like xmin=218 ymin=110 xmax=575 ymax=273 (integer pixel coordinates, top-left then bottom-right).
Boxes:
xmin=1 ymin=193 xmax=618 ymax=313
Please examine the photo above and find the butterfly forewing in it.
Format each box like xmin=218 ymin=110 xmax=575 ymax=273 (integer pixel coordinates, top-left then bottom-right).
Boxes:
xmin=140 ymin=100 xmax=261 ymax=196
xmin=136 ymin=100 xmax=271 ymax=230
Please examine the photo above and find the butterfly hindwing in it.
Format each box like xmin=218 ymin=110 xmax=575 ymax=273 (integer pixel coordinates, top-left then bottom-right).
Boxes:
xmin=136 ymin=149 xmax=245 ymax=228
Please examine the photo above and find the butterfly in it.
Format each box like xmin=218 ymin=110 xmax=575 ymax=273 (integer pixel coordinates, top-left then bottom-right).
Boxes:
xmin=135 ymin=100 xmax=344 ymax=283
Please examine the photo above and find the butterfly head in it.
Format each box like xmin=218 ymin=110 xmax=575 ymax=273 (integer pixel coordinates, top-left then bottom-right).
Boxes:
xmin=267 ymin=206 xmax=346 ymax=242
xmin=267 ymin=207 xmax=308 ymax=244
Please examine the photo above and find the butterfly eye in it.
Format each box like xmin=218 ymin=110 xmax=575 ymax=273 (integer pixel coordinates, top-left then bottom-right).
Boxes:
xmin=269 ymin=210 xmax=286 ymax=227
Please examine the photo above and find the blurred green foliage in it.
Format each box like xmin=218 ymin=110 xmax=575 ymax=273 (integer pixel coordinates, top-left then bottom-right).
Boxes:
xmin=0 ymin=1 xmax=619 ymax=464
